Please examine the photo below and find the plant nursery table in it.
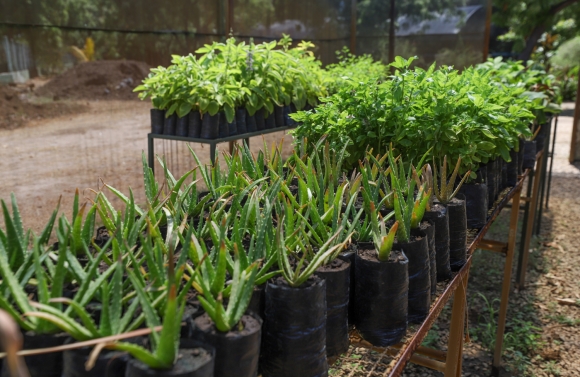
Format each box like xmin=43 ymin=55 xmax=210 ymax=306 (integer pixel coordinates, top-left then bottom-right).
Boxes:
xmin=147 ymin=126 xmax=296 ymax=172
xmin=347 ymin=169 xmax=529 ymax=377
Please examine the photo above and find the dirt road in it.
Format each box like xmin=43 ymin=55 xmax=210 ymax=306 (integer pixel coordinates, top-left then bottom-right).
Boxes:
xmin=0 ymin=101 xmax=293 ymax=232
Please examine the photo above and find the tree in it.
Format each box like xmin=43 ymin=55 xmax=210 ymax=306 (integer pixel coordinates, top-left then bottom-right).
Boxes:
xmin=493 ymin=0 xmax=580 ymax=61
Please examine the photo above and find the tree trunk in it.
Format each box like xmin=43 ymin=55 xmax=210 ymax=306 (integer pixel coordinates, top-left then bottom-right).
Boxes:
xmin=518 ymin=0 xmax=580 ymax=61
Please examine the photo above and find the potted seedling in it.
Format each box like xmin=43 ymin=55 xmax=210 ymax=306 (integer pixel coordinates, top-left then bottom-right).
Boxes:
xmin=260 ymin=218 xmax=347 ymax=377
xmin=353 ymin=201 xmax=408 ymax=347
xmin=433 ymin=157 xmax=469 ymax=272
xmin=188 ymin=223 xmax=261 ymax=377
xmin=387 ymin=149 xmax=432 ymax=324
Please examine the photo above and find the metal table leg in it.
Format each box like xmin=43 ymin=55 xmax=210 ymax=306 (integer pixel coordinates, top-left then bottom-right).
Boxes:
xmin=492 ymin=188 xmax=522 ymax=373
xmin=210 ymin=142 xmax=217 ymax=165
xmin=444 ymin=268 xmax=470 ymax=377
xmin=535 ymin=121 xmax=552 ymax=235
xmin=148 ymin=134 xmax=155 ymax=173
xmin=546 ymin=116 xmax=558 ymax=209
xmin=516 ymin=153 xmax=543 ymax=288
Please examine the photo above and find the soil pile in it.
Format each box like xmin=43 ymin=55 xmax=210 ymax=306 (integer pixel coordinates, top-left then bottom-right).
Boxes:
xmin=36 ymin=60 xmax=151 ymax=101
xmin=0 ymin=85 xmax=82 ymax=130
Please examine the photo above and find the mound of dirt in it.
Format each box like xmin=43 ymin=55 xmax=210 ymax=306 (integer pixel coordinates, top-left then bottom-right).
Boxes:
xmin=0 ymin=85 xmax=84 ymax=130
xmin=36 ymin=60 xmax=151 ymax=101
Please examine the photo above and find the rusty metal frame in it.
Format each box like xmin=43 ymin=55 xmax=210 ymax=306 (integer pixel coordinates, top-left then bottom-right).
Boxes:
xmin=349 ymin=170 xmax=529 ymax=377
xmin=516 ymin=151 xmax=544 ymax=289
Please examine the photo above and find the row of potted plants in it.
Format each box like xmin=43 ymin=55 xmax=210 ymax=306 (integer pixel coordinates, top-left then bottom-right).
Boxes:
xmin=1 ymin=134 xmax=483 ymax=377
xmin=137 ymin=35 xmax=325 ymax=139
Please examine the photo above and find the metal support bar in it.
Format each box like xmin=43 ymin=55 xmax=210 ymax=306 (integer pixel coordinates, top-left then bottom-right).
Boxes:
xmin=492 ymin=188 xmax=522 ymax=372
xmin=516 ymin=154 xmax=543 ymax=289
xmin=546 ymin=116 xmax=558 ymax=208
xmin=147 ymin=134 xmax=154 ymax=173
xmin=444 ymin=269 xmax=470 ymax=377
xmin=478 ymin=239 xmax=508 ymax=254
xmin=535 ymin=120 xmax=552 ymax=235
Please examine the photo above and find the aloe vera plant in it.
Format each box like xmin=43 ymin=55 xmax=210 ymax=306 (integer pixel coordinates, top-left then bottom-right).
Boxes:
xmin=433 ymin=156 xmax=471 ymax=205
xmin=369 ymin=202 xmax=398 ymax=262
xmin=188 ymin=221 xmax=258 ymax=332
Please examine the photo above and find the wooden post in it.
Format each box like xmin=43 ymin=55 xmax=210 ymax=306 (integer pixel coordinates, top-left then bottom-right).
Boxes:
xmin=350 ymin=0 xmax=357 ymax=54
xmin=482 ymin=0 xmax=493 ymax=61
xmin=570 ymin=72 xmax=580 ymax=162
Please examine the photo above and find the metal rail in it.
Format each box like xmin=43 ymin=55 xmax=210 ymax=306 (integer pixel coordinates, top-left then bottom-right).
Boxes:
xmin=147 ymin=126 xmax=296 ymax=171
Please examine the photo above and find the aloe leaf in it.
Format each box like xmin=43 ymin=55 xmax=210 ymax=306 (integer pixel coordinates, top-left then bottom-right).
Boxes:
xmin=27 ymin=304 xmax=94 ymax=340
xmin=154 ymin=284 xmax=181 ymax=367
xmin=1 ymin=199 xmax=25 ymax=269
xmin=49 ymin=298 xmax=99 ymax=337
xmin=128 ymin=270 xmax=161 ymax=344
xmin=110 ymin=342 xmax=168 ymax=369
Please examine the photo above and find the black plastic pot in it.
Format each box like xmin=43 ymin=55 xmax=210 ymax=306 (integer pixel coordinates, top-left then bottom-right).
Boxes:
xmin=315 ymin=258 xmax=350 ymax=358
xmin=517 ymin=139 xmax=525 ymax=174
xmin=247 ymin=284 xmax=265 ymax=321
xmin=236 ymin=108 xmax=248 ymax=135
xmin=265 ymin=111 xmax=276 ymax=129
xmin=354 ymin=248 xmax=408 ymax=346
xmin=339 ymin=243 xmax=357 ymax=327
xmin=63 ymin=346 xmax=130 ymax=377
xmin=246 ymin=112 xmax=258 ymax=133
xmin=188 ymin=112 xmax=202 ymax=138
xmin=125 ymin=340 xmax=214 ymax=377
xmin=255 ymin=108 xmax=266 ymax=131
xmin=164 ymin=113 xmax=177 ymax=135
xmin=458 ymin=182 xmax=488 ymax=229
xmin=261 ymin=276 xmax=327 ymax=377
xmin=499 ymin=158 xmax=507 ymax=191
xmin=507 ymin=149 xmax=519 ymax=187
xmin=417 ymin=221 xmax=437 ymax=297
xmin=536 ymin=120 xmax=551 ymax=152
xmin=447 ymin=196 xmax=467 ymax=272
xmin=227 ymin=116 xmax=238 ymax=136
xmin=192 ymin=313 xmax=261 ymax=377
xmin=151 ymin=109 xmax=165 ymax=134
xmin=283 ymin=105 xmax=295 ymax=126
xmin=218 ymin=113 xmax=229 ymax=138
xmin=522 ymin=140 xmax=537 ymax=170
xmin=486 ymin=160 xmax=498 ymax=209
xmin=176 ymin=115 xmax=189 ymax=137
xmin=0 ymin=332 xmax=67 ymax=377
xmin=200 ymin=113 xmax=219 ymax=140
xmin=274 ymin=106 xmax=284 ymax=128
xmin=423 ymin=204 xmax=451 ymax=282
xmin=395 ymin=233 xmax=430 ymax=324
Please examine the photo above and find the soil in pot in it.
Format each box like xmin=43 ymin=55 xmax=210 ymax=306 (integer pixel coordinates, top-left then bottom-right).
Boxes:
xmin=416 ymin=221 xmax=437 ymax=297
xmin=125 ymin=344 xmax=213 ymax=377
xmin=236 ymin=108 xmax=247 ymax=134
xmin=447 ymin=196 xmax=467 ymax=272
xmin=176 ymin=114 xmax=189 ymax=137
xmin=0 ymin=332 xmax=67 ymax=377
xmin=339 ymin=243 xmax=358 ymax=327
xmin=423 ymin=204 xmax=452 ymax=282
xmin=315 ymin=258 xmax=350 ymax=358
xmin=246 ymin=112 xmax=258 ymax=133
xmin=354 ymin=248 xmax=408 ymax=346
xmin=150 ymin=109 xmax=165 ymax=134
xmin=395 ymin=233 xmax=430 ymax=324
xmin=200 ymin=113 xmax=219 ymax=139
xmin=188 ymin=112 xmax=202 ymax=138
xmin=457 ymin=182 xmax=488 ymax=229
xmin=164 ymin=113 xmax=177 ymax=136
xmin=261 ymin=276 xmax=327 ymax=377
xmin=507 ymin=149 xmax=518 ymax=187
xmin=522 ymin=140 xmax=536 ymax=170
xmin=192 ymin=313 xmax=261 ymax=377
xmin=255 ymin=109 xmax=266 ymax=131
xmin=486 ymin=160 xmax=498 ymax=209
